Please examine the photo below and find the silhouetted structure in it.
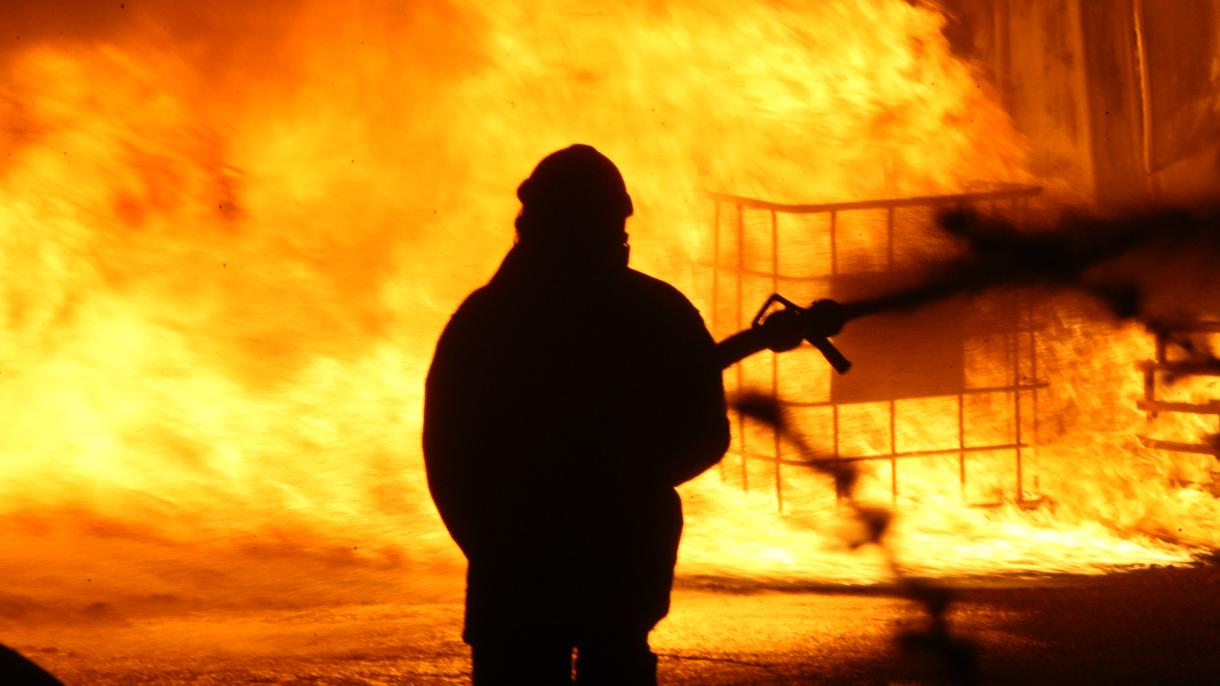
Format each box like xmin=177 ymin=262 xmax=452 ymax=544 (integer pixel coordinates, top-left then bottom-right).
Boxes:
xmin=423 ymin=145 xmax=729 ymax=685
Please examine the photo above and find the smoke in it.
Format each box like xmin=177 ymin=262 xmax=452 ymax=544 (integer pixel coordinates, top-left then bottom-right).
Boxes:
xmin=844 ymin=204 xmax=1220 ymax=332
xmin=0 ymin=1 xmax=305 ymax=59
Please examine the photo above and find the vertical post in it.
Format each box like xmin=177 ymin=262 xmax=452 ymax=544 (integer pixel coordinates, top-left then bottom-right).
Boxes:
xmin=1012 ymin=303 xmax=1023 ymax=503
xmin=958 ymin=393 xmax=966 ymax=500
xmin=890 ymin=399 xmax=898 ymax=504
xmin=736 ymin=203 xmax=748 ymax=492
xmin=711 ymin=200 xmax=721 ymax=336
xmin=1143 ymin=366 xmax=1157 ymax=418
xmin=886 ymin=206 xmax=896 ymax=502
xmin=885 ymin=207 xmax=895 ymax=269
xmin=713 ymin=201 xmax=724 ymax=481
xmin=833 ymin=404 xmax=841 ymax=501
xmin=771 ymin=209 xmax=783 ymax=512
xmin=1145 ymin=329 xmax=1163 ymax=420
xmin=830 ymin=208 xmax=839 ymax=501
xmin=829 ymin=210 xmax=838 ymax=276
xmin=1029 ymin=297 xmax=1039 ymax=498
xmin=1023 ymin=195 xmax=1040 ymax=500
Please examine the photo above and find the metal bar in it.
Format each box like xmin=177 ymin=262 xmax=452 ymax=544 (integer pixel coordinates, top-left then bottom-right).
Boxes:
xmin=829 ymin=210 xmax=838 ymax=276
xmin=770 ymin=209 xmax=779 ymax=288
xmin=712 ymin=196 xmax=717 ymax=480
xmin=889 ymin=399 xmax=898 ymax=503
xmin=1143 ymin=364 xmax=1158 ymax=421
xmin=694 ymin=265 xmax=833 ymax=283
xmin=1159 ymin=322 xmax=1220 ymax=334
xmin=1137 ymin=436 xmax=1220 ymax=456
xmin=736 ymin=202 xmax=747 ymax=492
xmin=1030 ymin=298 xmax=1039 ymax=457
xmin=734 ymin=442 xmax=1040 ymax=467
xmin=1027 ymin=296 xmax=1039 ymax=503
xmin=771 ymin=209 xmax=782 ymax=512
xmin=713 ymin=200 xmax=725 ymax=483
xmin=706 ymin=185 xmax=1042 ymax=214
xmin=886 ymin=207 xmax=895 ymax=270
xmin=832 ymin=404 xmax=841 ymax=500
xmin=958 ymin=392 xmax=966 ymax=500
xmin=711 ymin=200 xmax=721 ymax=336
xmin=1145 ymin=325 xmax=1162 ymax=421
xmin=1136 ymin=399 xmax=1220 ymax=415
xmin=735 ymin=203 xmax=744 ymax=331
xmin=1137 ymin=360 xmax=1220 ymax=377
xmin=703 ymin=263 xmax=1178 ymax=300
xmin=776 ymin=382 xmax=1050 ymax=409
xmin=1013 ymin=304 xmax=1024 ymax=503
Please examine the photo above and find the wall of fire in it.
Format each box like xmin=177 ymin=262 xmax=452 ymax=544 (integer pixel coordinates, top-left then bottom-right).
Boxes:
xmin=707 ymin=0 xmax=1220 ymax=510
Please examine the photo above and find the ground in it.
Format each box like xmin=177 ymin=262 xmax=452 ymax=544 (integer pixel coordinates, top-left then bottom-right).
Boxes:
xmin=7 ymin=562 xmax=1220 ymax=685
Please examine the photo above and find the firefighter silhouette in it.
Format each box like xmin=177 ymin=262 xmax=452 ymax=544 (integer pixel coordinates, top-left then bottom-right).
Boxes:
xmin=424 ymin=144 xmax=729 ymax=685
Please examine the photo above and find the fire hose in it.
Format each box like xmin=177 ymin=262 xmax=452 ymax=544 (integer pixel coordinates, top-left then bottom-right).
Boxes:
xmin=722 ymin=305 xmax=983 ymax=682
xmin=717 ymin=295 xmax=852 ymax=371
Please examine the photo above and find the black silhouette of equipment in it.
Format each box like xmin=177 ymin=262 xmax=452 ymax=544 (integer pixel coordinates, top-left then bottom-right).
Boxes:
xmin=717 ymin=295 xmax=851 ymax=372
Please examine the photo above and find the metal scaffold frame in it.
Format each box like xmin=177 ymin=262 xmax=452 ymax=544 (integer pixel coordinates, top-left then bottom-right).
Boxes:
xmin=1137 ymin=321 xmax=1220 ymax=458
xmin=707 ymin=185 xmax=1046 ymax=510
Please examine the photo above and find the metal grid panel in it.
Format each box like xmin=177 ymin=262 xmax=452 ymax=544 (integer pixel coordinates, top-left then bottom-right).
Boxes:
xmin=707 ymin=185 xmax=1045 ymax=510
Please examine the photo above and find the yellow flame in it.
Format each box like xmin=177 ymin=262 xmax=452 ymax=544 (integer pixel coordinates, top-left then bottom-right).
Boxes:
xmin=0 ymin=0 xmax=1215 ymax=611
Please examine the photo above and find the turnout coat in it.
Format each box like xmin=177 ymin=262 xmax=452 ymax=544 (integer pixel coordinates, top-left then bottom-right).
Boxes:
xmin=423 ymin=245 xmax=729 ymax=642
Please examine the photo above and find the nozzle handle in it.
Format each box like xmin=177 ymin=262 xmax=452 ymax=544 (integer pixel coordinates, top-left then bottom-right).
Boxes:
xmin=807 ymin=336 xmax=852 ymax=374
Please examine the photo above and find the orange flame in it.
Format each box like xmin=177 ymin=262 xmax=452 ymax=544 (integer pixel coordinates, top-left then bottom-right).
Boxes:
xmin=0 ymin=0 xmax=1215 ymax=610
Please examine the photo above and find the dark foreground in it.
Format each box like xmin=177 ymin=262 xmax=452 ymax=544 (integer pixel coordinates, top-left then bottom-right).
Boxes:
xmin=7 ymin=562 xmax=1220 ymax=685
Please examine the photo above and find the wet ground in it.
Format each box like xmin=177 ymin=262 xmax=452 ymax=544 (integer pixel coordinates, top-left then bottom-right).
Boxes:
xmin=7 ymin=561 xmax=1220 ymax=685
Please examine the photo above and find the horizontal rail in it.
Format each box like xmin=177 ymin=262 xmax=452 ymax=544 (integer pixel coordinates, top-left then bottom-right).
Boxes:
xmin=1138 ymin=360 xmax=1220 ymax=377
xmin=733 ymin=442 xmax=1033 ymax=467
xmin=698 ymin=263 xmax=835 ymax=283
xmin=1154 ymin=321 xmax=1220 ymax=334
xmin=708 ymin=184 xmax=1042 ymax=215
xmin=1137 ymin=399 xmax=1220 ymax=415
xmin=1138 ymin=435 xmax=1220 ymax=456
xmin=762 ymin=382 xmax=1050 ymax=409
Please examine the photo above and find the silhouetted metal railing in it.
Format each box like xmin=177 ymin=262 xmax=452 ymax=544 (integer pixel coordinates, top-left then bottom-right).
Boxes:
xmin=1138 ymin=321 xmax=1220 ymax=459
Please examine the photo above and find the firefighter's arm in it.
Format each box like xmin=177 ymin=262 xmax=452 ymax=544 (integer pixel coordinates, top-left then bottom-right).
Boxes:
xmin=646 ymin=298 xmax=731 ymax=486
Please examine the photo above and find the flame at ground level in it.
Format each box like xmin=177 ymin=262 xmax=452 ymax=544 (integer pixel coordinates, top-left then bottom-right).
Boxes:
xmin=0 ymin=0 xmax=1217 ymax=616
